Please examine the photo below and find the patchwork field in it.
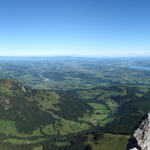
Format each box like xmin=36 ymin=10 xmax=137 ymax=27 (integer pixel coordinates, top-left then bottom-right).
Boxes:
xmin=0 ymin=58 xmax=150 ymax=149
xmin=0 ymin=77 xmax=149 ymax=149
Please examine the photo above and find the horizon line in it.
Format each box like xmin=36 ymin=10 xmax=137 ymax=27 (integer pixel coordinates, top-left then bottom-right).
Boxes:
xmin=0 ymin=55 xmax=150 ymax=58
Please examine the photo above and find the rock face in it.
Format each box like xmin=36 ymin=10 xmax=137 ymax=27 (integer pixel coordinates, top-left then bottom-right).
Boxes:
xmin=129 ymin=148 xmax=138 ymax=150
xmin=129 ymin=112 xmax=150 ymax=150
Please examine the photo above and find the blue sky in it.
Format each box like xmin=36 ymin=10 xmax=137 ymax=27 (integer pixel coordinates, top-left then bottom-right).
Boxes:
xmin=0 ymin=0 xmax=150 ymax=57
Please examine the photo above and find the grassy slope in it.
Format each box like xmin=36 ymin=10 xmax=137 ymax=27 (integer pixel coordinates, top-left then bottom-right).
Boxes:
xmin=0 ymin=79 xmax=150 ymax=149
xmin=89 ymin=133 xmax=129 ymax=150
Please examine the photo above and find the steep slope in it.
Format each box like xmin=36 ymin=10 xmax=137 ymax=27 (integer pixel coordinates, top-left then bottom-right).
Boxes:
xmin=0 ymin=79 xmax=56 ymax=133
xmin=105 ymin=86 xmax=150 ymax=135
xmin=128 ymin=113 xmax=150 ymax=150
xmin=0 ymin=78 xmax=92 ymax=135
xmin=1 ymin=78 xmax=150 ymax=150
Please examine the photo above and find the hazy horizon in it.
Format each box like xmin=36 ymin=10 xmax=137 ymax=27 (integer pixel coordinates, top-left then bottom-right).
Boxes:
xmin=0 ymin=50 xmax=150 ymax=58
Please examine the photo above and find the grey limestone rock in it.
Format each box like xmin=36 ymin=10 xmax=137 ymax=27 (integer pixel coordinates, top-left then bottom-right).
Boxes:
xmin=129 ymin=113 xmax=150 ymax=150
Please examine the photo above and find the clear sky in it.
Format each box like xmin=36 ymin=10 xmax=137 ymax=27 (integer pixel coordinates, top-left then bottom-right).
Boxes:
xmin=0 ymin=0 xmax=150 ymax=57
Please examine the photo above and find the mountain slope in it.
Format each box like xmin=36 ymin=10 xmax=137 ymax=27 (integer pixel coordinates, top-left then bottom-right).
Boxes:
xmin=0 ymin=79 xmax=150 ymax=150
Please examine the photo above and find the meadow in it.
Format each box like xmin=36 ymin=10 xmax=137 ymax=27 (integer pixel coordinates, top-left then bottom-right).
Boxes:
xmin=0 ymin=57 xmax=150 ymax=149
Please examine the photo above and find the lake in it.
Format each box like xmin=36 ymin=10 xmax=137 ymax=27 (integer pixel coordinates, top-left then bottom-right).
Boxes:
xmin=129 ymin=66 xmax=150 ymax=71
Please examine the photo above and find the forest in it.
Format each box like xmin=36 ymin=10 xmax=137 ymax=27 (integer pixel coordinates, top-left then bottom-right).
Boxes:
xmin=0 ymin=57 xmax=149 ymax=149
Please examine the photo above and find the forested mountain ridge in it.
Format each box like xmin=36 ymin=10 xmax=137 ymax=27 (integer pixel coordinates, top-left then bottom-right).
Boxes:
xmin=0 ymin=78 xmax=150 ymax=150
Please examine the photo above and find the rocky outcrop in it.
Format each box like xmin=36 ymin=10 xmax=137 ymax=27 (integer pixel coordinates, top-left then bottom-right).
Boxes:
xmin=128 ymin=112 xmax=150 ymax=150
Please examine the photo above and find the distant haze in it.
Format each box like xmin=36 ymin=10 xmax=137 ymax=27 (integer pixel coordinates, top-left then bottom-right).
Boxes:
xmin=0 ymin=50 xmax=150 ymax=58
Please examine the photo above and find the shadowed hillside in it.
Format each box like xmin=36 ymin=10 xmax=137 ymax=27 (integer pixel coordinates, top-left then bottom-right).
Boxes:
xmin=0 ymin=79 xmax=149 ymax=149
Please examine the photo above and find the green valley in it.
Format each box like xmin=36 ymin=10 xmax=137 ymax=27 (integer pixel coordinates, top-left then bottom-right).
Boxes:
xmin=0 ymin=58 xmax=149 ymax=149
xmin=0 ymin=74 xmax=149 ymax=149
